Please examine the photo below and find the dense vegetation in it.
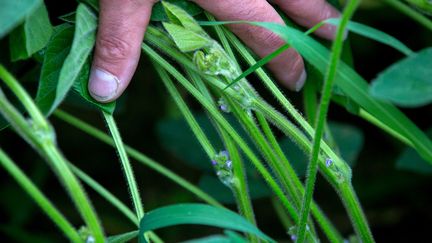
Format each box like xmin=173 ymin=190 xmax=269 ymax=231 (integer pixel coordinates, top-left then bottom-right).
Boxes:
xmin=0 ymin=0 xmax=431 ymax=242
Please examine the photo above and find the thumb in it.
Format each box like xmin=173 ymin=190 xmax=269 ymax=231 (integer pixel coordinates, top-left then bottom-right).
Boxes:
xmin=89 ymin=0 xmax=156 ymax=103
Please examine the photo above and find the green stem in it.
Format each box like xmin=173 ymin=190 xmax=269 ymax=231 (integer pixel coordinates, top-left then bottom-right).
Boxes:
xmin=145 ymin=29 xmax=344 ymax=242
xmin=70 ymin=164 xmax=163 ymax=242
xmin=218 ymin=29 xmax=343 ymax=242
xmin=221 ymin=129 xmax=258 ymax=243
xmin=142 ymin=43 xmax=298 ymax=219
xmin=69 ymin=164 xmax=138 ymax=226
xmin=186 ymin=70 xmax=257 ymax=229
xmin=338 ymin=183 xmax=374 ymax=243
xmin=0 ymin=76 xmax=104 ymax=242
xmin=296 ymin=1 xmax=361 ymax=242
xmin=0 ymin=65 xmax=49 ymax=131
xmin=103 ymin=112 xmax=144 ymax=222
xmin=53 ymin=110 xmax=222 ymax=208
xmin=382 ymin=0 xmax=432 ymax=31
xmin=0 ymin=148 xmax=82 ymax=243
xmin=157 ymin=64 xmax=258 ymax=241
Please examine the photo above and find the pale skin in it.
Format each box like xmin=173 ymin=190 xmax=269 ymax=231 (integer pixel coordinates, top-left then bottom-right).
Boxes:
xmin=88 ymin=0 xmax=340 ymax=103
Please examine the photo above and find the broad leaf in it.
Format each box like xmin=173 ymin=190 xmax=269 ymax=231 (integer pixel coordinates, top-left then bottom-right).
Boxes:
xmin=162 ymin=1 xmax=206 ymax=36
xmin=9 ymin=2 xmax=52 ymax=61
xmin=163 ymin=23 xmax=211 ymax=52
xmin=0 ymin=0 xmax=41 ymax=38
xmin=50 ymin=4 xmax=97 ymax=114
xmin=36 ymin=24 xmax=74 ymax=114
xmin=370 ymin=47 xmax=432 ymax=107
xmin=151 ymin=0 xmax=202 ymax=21
xmin=139 ymin=204 xmax=274 ymax=243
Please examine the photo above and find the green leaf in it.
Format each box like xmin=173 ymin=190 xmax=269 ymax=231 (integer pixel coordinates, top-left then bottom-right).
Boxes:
xmin=36 ymin=24 xmax=114 ymax=115
xmin=36 ymin=24 xmax=74 ymax=115
xmin=244 ymin=21 xmax=432 ymax=163
xmin=50 ymin=4 xmax=97 ymax=114
xmin=163 ymin=23 xmax=211 ymax=52
xmin=370 ymin=47 xmax=432 ymax=107
xmin=139 ymin=204 xmax=274 ymax=243
xmin=9 ymin=2 xmax=52 ymax=61
xmin=151 ymin=0 xmax=202 ymax=22
xmin=396 ymin=129 xmax=432 ymax=174
xmin=0 ymin=0 xmax=41 ymax=38
xmin=162 ymin=1 xmax=206 ymax=36
xmin=324 ymin=18 xmax=413 ymax=56
xmin=107 ymin=230 xmax=139 ymax=243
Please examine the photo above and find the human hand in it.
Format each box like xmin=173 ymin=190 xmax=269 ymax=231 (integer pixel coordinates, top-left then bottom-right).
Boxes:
xmin=88 ymin=0 xmax=340 ymax=103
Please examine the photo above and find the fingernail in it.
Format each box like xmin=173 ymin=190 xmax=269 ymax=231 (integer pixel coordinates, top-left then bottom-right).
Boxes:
xmin=295 ymin=69 xmax=307 ymax=92
xmin=88 ymin=68 xmax=119 ymax=102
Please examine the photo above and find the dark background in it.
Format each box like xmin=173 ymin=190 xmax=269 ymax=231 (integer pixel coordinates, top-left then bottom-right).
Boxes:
xmin=0 ymin=1 xmax=431 ymax=242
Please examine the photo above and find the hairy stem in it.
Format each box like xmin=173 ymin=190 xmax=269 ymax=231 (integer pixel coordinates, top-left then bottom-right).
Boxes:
xmin=0 ymin=69 xmax=104 ymax=242
xmin=54 ymin=110 xmax=222 ymax=207
xmin=0 ymin=148 xmax=82 ymax=243
xmin=103 ymin=113 xmax=144 ymax=223
xmin=296 ymin=1 xmax=362 ymax=242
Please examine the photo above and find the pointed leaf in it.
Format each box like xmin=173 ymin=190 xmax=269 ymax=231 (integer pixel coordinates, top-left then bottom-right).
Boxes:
xmin=151 ymin=0 xmax=202 ymax=22
xmin=162 ymin=1 xmax=206 ymax=36
xmin=9 ymin=2 xmax=52 ymax=61
xmin=50 ymin=4 xmax=97 ymax=114
xmin=36 ymin=24 xmax=74 ymax=114
xmin=163 ymin=23 xmax=211 ymax=52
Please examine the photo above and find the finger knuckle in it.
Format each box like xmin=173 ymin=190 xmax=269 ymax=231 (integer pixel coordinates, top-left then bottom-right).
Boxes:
xmin=258 ymin=31 xmax=284 ymax=47
xmin=96 ymin=36 xmax=132 ymax=61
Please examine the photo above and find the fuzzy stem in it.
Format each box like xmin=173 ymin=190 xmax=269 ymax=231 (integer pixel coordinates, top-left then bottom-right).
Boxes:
xmin=296 ymin=1 xmax=362 ymax=242
xmin=54 ymin=110 xmax=222 ymax=208
xmin=0 ymin=70 xmax=105 ymax=242
xmin=143 ymin=43 xmax=298 ymax=218
xmin=186 ymin=70 xmax=257 ymax=229
xmin=70 ymin=164 xmax=138 ymax=225
xmin=145 ymin=29 xmax=345 ymax=242
xmin=103 ymin=113 xmax=144 ymax=223
xmin=338 ymin=183 xmax=374 ymax=243
xmin=0 ymin=148 xmax=82 ymax=243
xmin=156 ymin=64 xmax=258 ymax=241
